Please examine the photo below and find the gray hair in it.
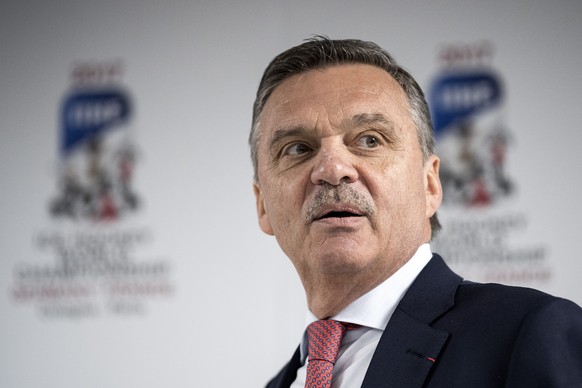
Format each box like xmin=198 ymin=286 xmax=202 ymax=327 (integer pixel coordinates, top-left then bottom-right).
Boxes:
xmin=249 ymin=36 xmax=441 ymax=237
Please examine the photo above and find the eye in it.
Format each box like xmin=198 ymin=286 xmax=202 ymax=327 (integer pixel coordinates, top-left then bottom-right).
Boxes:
xmin=358 ymin=134 xmax=380 ymax=148
xmin=284 ymin=142 xmax=312 ymax=156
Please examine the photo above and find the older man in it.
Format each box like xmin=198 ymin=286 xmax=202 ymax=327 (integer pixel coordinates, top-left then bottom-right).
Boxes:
xmin=250 ymin=37 xmax=582 ymax=387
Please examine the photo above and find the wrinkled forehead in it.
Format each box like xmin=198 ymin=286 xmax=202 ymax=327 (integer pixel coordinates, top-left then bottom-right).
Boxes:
xmin=260 ymin=64 xmax=412 ymax=133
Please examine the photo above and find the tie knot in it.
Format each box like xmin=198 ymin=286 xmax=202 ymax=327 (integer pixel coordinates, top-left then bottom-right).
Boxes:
xmin=305 ymin=320 xmax=359 ymax=387
xmin=306 ymin=320 xmax=346 ymax=363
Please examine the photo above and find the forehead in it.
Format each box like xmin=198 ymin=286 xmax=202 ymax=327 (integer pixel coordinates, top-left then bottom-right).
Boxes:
xmin=260 ymin=64 xmax=411 ymax=130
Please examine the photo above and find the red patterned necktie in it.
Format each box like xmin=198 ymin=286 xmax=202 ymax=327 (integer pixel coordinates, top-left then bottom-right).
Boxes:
xmin=305 ymin=320 xmax=351 ymax=388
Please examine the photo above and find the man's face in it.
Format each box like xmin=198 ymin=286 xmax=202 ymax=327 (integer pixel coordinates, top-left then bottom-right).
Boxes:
xmin=253 ymin=64 xmax=441 ymax=299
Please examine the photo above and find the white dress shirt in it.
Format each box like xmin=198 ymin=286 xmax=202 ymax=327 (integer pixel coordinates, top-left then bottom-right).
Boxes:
xmin=290 ymin=244 xmax=433 ymax=388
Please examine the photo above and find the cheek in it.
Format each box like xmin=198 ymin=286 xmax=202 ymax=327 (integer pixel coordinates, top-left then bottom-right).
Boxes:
xmin=261 ymin=178 xmax=305 ymax=229
xmin=369 ymin=164 xmax=425 ymax=214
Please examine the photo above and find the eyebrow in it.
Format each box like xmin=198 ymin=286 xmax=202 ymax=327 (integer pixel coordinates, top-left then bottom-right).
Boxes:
xmin=346 ymin=112 xmax=397 ymax=133
xmin=267 ymin=125 xmax=308 ymax=153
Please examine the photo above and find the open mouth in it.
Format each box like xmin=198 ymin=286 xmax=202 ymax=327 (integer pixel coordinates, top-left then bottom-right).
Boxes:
xmin=319 ymin=211 xmax=361 ymax=219
xmin=313 ymin=207 xmax=366 ymax=222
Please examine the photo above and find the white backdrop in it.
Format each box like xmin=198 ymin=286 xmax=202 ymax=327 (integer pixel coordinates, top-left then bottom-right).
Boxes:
xmin=1 ymin=1 xmax=581 ymax=387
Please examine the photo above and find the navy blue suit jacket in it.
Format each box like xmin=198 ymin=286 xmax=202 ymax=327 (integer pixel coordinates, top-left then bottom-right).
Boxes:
xmin=266 ymin=254 xmax=582 ymax=387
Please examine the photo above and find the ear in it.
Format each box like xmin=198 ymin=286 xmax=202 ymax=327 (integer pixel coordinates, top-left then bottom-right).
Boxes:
xmin=253 ymin=181 xmax=274 ymax=235
xmin=424 ymin=155 xmax=443 ymax=218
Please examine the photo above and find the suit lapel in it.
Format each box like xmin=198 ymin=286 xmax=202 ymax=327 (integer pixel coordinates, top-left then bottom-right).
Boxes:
xmin=362 ymin=255 xmax=462 ymax=388
xmin=265 ymin=346 xmax=301 ymax=388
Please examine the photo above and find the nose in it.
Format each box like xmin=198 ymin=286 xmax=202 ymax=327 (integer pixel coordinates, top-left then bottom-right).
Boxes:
xmin=310 ymin=142 xmax=358 ymax=186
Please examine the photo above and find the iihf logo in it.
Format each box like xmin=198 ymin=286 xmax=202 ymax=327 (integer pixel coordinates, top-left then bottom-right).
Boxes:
xmin=429 ymin=42 xmax=514 ymax=207
xmin=50 ymin=61 xmax=140 ymax=221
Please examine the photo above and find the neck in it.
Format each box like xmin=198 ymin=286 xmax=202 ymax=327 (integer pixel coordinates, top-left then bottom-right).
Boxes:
xmin=301 ymin=242 xmax=429 ymax=319
xmin=304 ymin=269 xmax=392 ymax=319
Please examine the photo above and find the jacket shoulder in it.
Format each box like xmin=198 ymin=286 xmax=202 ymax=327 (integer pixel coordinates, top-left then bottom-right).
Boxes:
xmin=428 ymin=277 xmax=582 ymax=385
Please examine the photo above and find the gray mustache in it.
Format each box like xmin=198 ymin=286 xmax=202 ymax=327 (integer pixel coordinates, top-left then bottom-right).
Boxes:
xmin=305 ymin=183 xmax=375 ymax=221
